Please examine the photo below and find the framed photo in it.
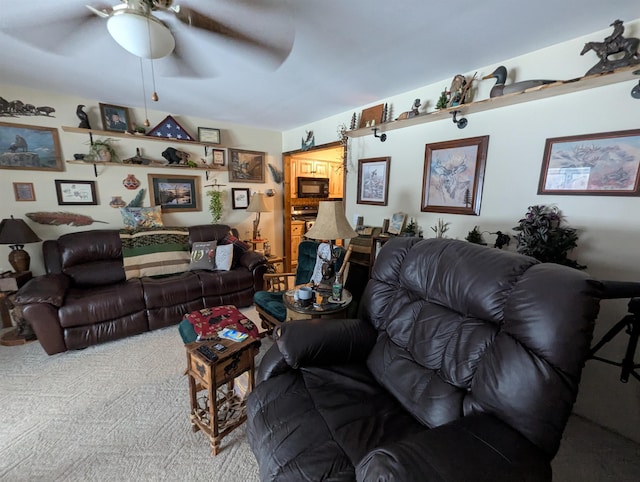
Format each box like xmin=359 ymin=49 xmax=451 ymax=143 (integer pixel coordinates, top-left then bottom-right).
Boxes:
xmin=232 ymin=188 xmax=251 ymax=209
xmin=422 ymin=135 xmax=489 ymax=216
xmin=13 ymin=182 xmax=35 ymax=201
xmin=99 ymin=103 xmax=132 ymax=132
xmin=0 ymin=121 xmax=63 ymax=171
xmin=357 ymin=157 xmax=390 ymax=205
xmin=538 ymin=129 xmax=640 ymax=196
xmin=55 ymin=180 xmax=97 ymax=205
xmin=359 ymin=104 xmax=384 ymax=128
xmin=198 ymin=127 xmax=221 ymax=145
xmin=387 ymin=212 xmax=407 ymax=235
xmin=147 ymin=174 xmax=201 ymax=213
xmin=228 ymin=149 xmax=266 ymax=183
xmin=207 ymin=147 xmax=226 ymax=167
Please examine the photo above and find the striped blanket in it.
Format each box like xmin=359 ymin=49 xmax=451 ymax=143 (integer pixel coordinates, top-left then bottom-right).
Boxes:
xmin=119 ymin=227 xmax=190 ymax=279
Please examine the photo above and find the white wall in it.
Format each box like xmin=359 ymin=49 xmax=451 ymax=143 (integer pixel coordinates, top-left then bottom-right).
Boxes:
xmin=283 ymin=20 xmax=640 ymax=442
xmin=1 ymin=85 xmax=284 ymax=275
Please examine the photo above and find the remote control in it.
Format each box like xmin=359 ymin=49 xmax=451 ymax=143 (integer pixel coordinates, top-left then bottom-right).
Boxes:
xmin=196 ymin=345 xmax=218 ymax=362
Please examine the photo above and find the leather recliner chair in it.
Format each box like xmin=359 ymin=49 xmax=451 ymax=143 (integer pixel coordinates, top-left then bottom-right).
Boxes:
xmin=247 ymin=237 xmax=602 ymax=481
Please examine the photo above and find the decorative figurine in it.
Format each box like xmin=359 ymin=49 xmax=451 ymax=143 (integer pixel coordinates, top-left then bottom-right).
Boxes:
xmin=301 ymin=130 xmax=315 ymax=151
xmin=482 ymin=66 xmax=556 ymax=98
xmin=396 ymin=99 xmax=421 ymax=120
xmin=581 ymin=19 xmax=640 ymax=76
xmin=76 ymin=104 xmax=91 ymax=129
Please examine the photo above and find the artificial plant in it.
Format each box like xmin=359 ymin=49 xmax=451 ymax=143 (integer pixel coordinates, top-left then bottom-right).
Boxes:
xmin=513 ymin=204 xmax=585 ymax=269
xmin=465 ymin=226 xmax=486 ymax=244
xmin=85 ymin=138 xmax=119 ymax=163
xmin=206 ymin=189 xmax=224 ymax=224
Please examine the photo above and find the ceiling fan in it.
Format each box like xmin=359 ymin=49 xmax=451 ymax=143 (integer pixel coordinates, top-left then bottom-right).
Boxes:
xmin=2 ymin=0 xmax=294 ymax=77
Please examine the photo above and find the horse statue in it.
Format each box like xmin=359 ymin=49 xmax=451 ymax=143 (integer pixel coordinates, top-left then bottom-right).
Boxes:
xmin=581 ymin=20 xmax=640 ymax=75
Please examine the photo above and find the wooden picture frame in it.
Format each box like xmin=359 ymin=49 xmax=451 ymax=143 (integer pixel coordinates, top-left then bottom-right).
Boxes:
xmin=359 ymin=104 xmax=384 ymax=128
xmin=357 ymin=157 xmax=390 ymax=206
xmin=0 ymin=121 xmax=63 ymax=171
xmin=55 ymin=180 xmax=97 ymax=205
xmin=13 ymin=182 xmax=35 ymax=201
xmin=148 ymin=173 xmax=201 ymax=212
xmin=198 ymin=127 xmax=221 ymax=145
xmin=387 ymin=212 xmax=407 ymax=235
xmin=422 ymin=136 xmax=489 ymax=215
xmin=538 ymin=129 xmax=640 ymax=196
xmin=231 ymin=188 xmax=251 ymax=209
xmin=99 ymin=103 xmax=133 ymax=132
xmin=228 ymin=149 xmax=266 ymax=183
xmin=208 ymin=147 xmax=226 ymax=167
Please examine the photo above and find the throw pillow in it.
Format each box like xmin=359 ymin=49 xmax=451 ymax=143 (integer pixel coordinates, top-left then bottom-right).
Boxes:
xmin=221 ymin=232 xmax=251 ymax=268
xmin=189 ymin=241 xmax=217 ymax=271
xmin=120 ymin=206 xmax=163 ymax=230
xmin=215 ymin=243 xmax=234 ymax=271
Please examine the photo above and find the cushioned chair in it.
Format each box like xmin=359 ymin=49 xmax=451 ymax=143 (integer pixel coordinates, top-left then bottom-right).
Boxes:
xmin=247 ymin=237 xmax=603 ymax=481
xmin=254 ymin=240 xmax=346 ymax=333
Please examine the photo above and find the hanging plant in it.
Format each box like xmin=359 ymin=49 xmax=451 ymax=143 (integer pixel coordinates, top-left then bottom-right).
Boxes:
xmin=513 ymin=204 xmax=585 ymax=269
xmin=207 ymin=190 xmax=224 ymax=224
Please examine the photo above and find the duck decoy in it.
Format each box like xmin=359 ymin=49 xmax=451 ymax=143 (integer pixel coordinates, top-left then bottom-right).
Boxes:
xmin=482 ymin=66 xmax=556 ymax=98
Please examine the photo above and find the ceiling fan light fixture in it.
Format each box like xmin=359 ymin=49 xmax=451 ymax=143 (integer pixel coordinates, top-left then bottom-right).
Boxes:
xmin=107 ymin=10 xmax=175 ymax=59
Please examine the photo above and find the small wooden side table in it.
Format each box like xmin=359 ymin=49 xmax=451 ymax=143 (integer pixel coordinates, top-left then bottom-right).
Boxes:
xmin=186 ymin=336 xmax=260 ymax=455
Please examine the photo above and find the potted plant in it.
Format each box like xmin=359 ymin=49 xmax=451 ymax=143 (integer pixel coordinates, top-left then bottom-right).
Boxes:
xmin=512 ymin=204 xmax=585 ymax=269
xmin=207 ymin=189 xmax=224 ymax=223
xmin=401 ymin=218 xmax=419 ymax=237
xmin=465 ymin=226 xmax=486 ymax=245
xmin=86 ymin=138 xmax=119 ymax=163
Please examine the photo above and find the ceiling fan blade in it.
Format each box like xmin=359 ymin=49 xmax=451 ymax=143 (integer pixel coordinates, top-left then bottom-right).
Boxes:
xmin=171 ymin=6 xmax=292 ymax=66
xmin=157 ymin=34 xmax=218 ymax=79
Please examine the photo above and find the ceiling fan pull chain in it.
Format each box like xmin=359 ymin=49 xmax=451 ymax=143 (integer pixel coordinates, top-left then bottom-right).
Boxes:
xmin=139 ymin=58 xmax=151 ymax=127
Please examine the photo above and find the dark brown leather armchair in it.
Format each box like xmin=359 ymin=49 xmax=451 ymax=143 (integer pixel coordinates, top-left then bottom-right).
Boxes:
xmin=247 ymin=237 xmax=602 ymax=481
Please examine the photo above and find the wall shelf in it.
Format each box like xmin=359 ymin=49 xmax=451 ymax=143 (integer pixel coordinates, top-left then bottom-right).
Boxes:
xmin=346 ymin=65 xmax=640 ymax=138
xmin=61 ymin=126 xmax=222 ymax=148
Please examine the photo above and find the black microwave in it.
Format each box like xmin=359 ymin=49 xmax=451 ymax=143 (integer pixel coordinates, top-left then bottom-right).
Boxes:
xmin=297 ymin=177 xmax=329 ymax=198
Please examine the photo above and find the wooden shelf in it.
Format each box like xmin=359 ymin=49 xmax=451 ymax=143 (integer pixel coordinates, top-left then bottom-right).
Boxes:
xmin=346 ymin=65 xmax=640 ymax=138
xmin=61 ymin=126 xmax=223 ymax=148
xmin=66 ymin=160 xmax=226 ymax=171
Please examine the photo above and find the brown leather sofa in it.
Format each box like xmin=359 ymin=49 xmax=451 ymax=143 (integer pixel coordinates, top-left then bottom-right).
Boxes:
xmin=15 ymin=224 xmax=267 ymax=355
xmin=247 ymin=237 xmax=603 ymax=481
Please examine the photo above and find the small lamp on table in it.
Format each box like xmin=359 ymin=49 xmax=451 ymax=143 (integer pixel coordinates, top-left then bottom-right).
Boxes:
xmin=246 ymin=192 xmax=272 ymax=242
xmin=0 ymin=216 xmax=41 ymax=273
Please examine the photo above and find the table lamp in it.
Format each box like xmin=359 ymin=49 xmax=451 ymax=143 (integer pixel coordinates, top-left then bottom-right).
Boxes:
xmin=0 ymin=216 xmax=41 ymax=272
xmin=246 ymin=192 xmax=272 ymax=241
xmin=304 ymin=200 xmax=358 ymax=291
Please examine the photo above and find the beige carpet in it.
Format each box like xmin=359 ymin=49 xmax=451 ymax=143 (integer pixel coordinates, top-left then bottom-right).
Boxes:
xmin=1 ymin=307 xmax=639 ymax=481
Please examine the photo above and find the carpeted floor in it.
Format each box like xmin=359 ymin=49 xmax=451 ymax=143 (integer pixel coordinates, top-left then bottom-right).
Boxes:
xmin=1 ymin=307 xmax=639 ymax=481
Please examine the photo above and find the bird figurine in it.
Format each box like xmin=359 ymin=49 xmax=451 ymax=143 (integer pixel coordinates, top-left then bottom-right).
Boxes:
xmin=482 ymin=66 xmax=556 ymax=98
xmin=76 ymin=104 xmax=91 ymax=129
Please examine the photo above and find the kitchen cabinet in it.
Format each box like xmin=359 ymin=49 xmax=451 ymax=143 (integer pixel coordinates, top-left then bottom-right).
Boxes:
xmin=290 ymin=221 xmax=305 ymax=267
xmin=328 ymin=161 xmax=344 ymax=198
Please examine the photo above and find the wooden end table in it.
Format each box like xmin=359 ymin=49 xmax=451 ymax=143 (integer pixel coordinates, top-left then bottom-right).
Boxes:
xmin=185 ymin=336 xmax=260 ymax=456
xmin=283 ymin=287 xmax=352 ymax=320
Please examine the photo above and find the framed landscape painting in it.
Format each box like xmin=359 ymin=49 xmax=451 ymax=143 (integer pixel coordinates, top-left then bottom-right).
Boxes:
xmin=538 ymin=129 xmax=640 ymax=196
xmin=148 ymin=174 xmax=201 ymax=213
xmin=228 ymin=149 xmax=266 ymax=183
xmin=422 ymin=136 xmax=489 ymax=215
xmin=0 ymin=121 xmax=63 ymax=171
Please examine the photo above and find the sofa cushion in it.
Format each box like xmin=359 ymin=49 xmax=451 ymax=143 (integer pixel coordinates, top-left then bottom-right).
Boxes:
xmin=120 ymin=227 xmax=190 ymax=279
xmin=189 ymin=241 xmax=217 ymax=271
xmin=215 ymin=243 xmax=233 ymax=271
xmin=120 ymin=206 xmax=164 ymax=230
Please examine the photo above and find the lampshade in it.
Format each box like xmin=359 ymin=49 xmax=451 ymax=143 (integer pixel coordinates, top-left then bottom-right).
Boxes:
xmin=107 ymin=10 xmax=175 ymax=59
xmin=246 ymin=192 xmax=272 ymax=213
xmin=305 ymin=201 xmax=358 ymax=241
xmin=0 ymin=216 xmax=41 ymax=272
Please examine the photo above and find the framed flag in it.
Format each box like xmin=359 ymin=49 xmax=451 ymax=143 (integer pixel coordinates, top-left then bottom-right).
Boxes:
xmin=146 ymin=115 xmax=195 ymax=141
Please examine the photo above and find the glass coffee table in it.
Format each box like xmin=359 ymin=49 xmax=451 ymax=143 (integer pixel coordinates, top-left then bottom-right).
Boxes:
xmin=283 ymin=287 xmax=352 ymax=320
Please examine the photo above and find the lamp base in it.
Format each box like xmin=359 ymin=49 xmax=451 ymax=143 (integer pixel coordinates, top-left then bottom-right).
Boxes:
xmin=8 ymin=248 xmax=30 ymax=273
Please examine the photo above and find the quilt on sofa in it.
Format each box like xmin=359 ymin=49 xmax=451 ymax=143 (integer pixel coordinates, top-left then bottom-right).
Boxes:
xmin=120 ymin=227 xmax=191 ymax=279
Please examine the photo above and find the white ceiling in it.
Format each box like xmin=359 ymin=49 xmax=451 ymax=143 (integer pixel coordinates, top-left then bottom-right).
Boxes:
xmin=1 ymin=1 xmax=638 ymax=131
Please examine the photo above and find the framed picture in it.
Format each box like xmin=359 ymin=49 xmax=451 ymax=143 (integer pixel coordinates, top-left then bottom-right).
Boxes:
xmin=55 ymin=180 xmax=97 ymax=205
xmin=13 ymin=182 xmax=35 ymax=201
xmin=359 ymin=104 xmax=384 ymax=128
xmin=148 ymin=174 xmax=201 ymax=212
xmin=387 ymin=212 xmax=407 ymax=235
xmin=99 ymin=103 xmax=132 ymax=132
xmin=207 ymin=147 xmax=226 ymax=167
xmin=422 ymin=135 xmax=489 ymax=216
xmin=198 ymin=127 xmax=221 ymax=145
xmin=232 ymin=188 xmax=251 ymax=209
xmin=228 ymin=148 xmax=266 ymax=183
xmin=0 ymin=121 xmax=63 ymax=171
xmin=357 ymin=157 xmax=390 ymax=205
xmin=538 ymin=129 xmax=640 ymax=196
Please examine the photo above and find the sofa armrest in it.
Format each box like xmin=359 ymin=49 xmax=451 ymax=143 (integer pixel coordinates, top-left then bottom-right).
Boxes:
xmin=356 ymin=414 xmax=552 ymax=482
xmin=255 ymin=342 xmax=292 ymax=384
xmin=276 ymin=318 xmax=377 ymax=369
xmin=14 ymin=274 xmax=71 ymax=307
xmin=238 ymin=249 xmax=267 ymax=271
